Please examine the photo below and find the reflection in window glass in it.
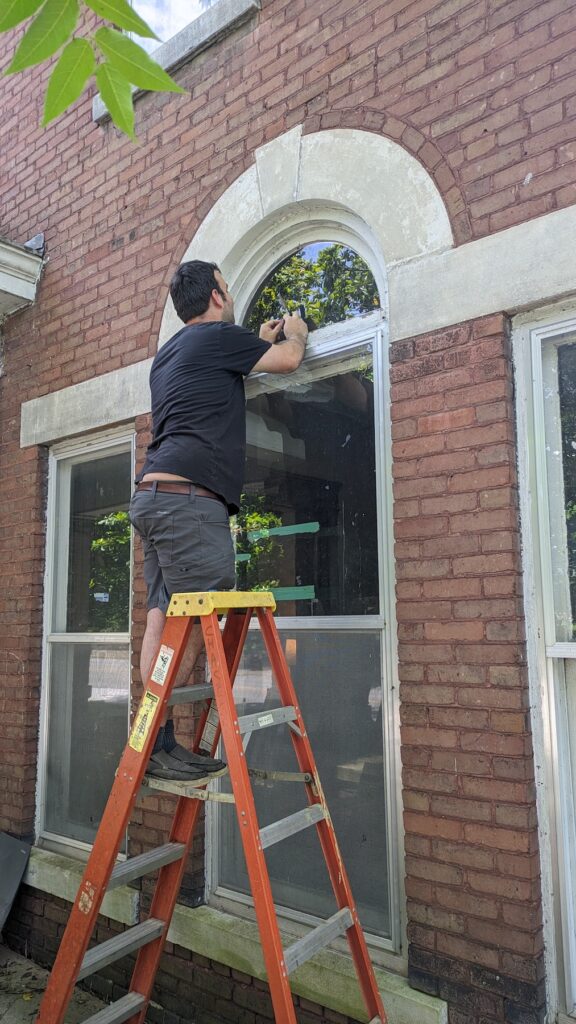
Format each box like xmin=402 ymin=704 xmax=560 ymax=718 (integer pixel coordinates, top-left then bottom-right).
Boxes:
xmin=132 ymin=0 xmax=218 ymax=53
xmin=218 ymin=630 xmax=389 ymax=937
xmin=236 ymin=346 xmax=378 ymax=616
xmin=244 ymin=242 xmax=380 ymax=335
xmin=45 ymin=644 xmax=129 ymax=844
xmin=43 ymin=444 xmax=132 ymax=847
xmin=66 ymin=454 xmax=131 ymax=633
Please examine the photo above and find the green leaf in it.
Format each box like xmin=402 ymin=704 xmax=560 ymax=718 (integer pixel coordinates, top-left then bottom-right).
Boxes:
xmin=42 ymin=38 xmax=94 ymax=125
xmin=0 ymin=0 xmax=45 ymax=33
xmin=6 ymin=0 xmax=78 ymax=73
xmin=85 ymin=0 xmax=158 ymax=39
xmin=95 ymin=61 xmax=135 ymax=138
xmin=95 ymin=26 xmax=185 ymax=92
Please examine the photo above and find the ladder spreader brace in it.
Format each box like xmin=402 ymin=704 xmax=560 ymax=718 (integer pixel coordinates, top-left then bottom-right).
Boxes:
xmin=36 ymin=591 xmax=387 ymax=1024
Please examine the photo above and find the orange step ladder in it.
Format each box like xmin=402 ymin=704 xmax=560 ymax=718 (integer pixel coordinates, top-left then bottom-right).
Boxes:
xmin=36 ymin=591 xmax=387 ymax=1024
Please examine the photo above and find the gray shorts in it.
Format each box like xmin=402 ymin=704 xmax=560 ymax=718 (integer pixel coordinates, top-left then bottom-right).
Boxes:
xmin=129 ymin=488 xmax=236 ymax=613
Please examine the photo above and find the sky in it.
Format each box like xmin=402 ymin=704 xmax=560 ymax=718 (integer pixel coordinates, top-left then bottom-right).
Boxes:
xmin=133 ymin=0 xmax=217 ymax=51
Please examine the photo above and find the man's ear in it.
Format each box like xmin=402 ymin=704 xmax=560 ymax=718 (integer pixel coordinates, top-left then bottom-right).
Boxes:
xmin=211 ymin=288 xmax=224 ymax=311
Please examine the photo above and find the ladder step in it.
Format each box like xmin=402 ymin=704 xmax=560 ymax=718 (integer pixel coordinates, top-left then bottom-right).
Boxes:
xmin=141 ymin=774 xmax=233 ymax=800
xmin=237 ymin=706 xmax=297 ymax=735
xmin=260 ymin=804 xmax=326 ymax=850
xmin=108 ymin=843 xmax=186 ymax=890
xmin=82 ymin=993 xmax=147 ymax=1024
xmin=168 ymin=683 xmax=214 ymax=705
xmin=78 ymin=919 xmax=165 ymax=980
xmin=284 ymin=908 xmax=353 ymax=975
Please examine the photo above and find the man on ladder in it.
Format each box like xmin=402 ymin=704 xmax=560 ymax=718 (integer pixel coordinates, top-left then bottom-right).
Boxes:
xmin=37 ymin=259 xmax=387 ymax=1024
xmin=128 ymin=259 xmax=308 ymax=781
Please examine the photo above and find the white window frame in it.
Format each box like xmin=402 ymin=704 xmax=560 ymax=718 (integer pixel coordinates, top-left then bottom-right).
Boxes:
xmin=36 ymin=428 xmax=135 ymax=856
xmin=515 ymin=309 xmax=576 ymax=1018
xmin=206 ymin=310 xmax=404 ymax=968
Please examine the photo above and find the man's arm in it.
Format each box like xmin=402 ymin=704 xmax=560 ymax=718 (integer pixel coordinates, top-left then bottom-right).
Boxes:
xmin=251 ymin=314 xmax=308 ymax=374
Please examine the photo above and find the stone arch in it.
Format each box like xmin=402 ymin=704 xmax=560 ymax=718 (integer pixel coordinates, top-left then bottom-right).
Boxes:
xmin=159 ymin=125 xmax=453 ymax=345
xmin=302 ymin=110 xmax=472 ymax=244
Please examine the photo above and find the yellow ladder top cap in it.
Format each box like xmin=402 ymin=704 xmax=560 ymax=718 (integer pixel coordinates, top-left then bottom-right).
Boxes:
xmin=167 ymin=591 xmax=276 ymax=617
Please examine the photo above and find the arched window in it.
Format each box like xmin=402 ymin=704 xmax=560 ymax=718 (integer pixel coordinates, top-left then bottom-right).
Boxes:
xmin=243 ymin=242 xmax=380 ymax=334
xmin=216 ymin=243 xmax=394 ymax=944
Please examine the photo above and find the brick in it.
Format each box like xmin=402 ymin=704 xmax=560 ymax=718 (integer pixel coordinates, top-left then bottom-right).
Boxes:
xmin=404 ymin=812 xmax=464 ymax=840
xmin=458 ymin=687 xmax=526 ymax=709
xmin=395 ymin=515 xmax=449 ymax=539
xmin=418 ymin=408 xmax=476 ymax=433
xmin=437 ymin=932 xmax=499 ymax=970
xmin=424 ymin=621 xmax=485 ymax=641
xmin=437 ymin=885 xmax=499 ymax=920
xmin=467 ymin=918 xmax=542 ymax=956
xmin=402 ymin=725 xmax=459 ymax=748
xmin=430 ymin=794 xmax=492 ymax=821
xmin=423 ymin=578 xmax=483 ymax=599
xmin=404 ymin=768 xmax=459 ymax=793
xmin=431 ymin=751 xmax=492 ymax=776
xmin=463 ymin=824 xmax=532 ymax=853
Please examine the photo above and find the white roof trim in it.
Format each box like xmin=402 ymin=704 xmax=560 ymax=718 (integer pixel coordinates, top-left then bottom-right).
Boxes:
xmin=0 ymin=237 xmax=43 ymax=319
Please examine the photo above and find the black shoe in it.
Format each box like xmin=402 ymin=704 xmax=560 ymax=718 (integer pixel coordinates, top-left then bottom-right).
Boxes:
xmin=167 ymin=742 xmax=226 ymax=772
xmin=162 ymin=719 xmax=226 ymax=773
xmin=146 ymin=749 xmax=228 ymax=783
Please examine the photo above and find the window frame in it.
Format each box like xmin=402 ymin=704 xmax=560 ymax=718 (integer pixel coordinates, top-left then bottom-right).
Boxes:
xmin=518 ymin=312 xmax=576 ymax=1016
xmin=36 ymin=428 xmax=135 ymax=855
xmin=206 ymin=312 xmax=404 ymax=964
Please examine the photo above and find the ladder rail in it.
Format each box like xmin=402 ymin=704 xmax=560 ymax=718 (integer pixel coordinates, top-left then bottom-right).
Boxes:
xmin=36 ymin=614 xmax=195 ymax=1024
xmin=256 ymin=606 xmax=387 ymax=1023
xmin=200 ymin=608 xmax=299 ymax=1022
xmin=128 ymin=608 xmax=251 ymax=1024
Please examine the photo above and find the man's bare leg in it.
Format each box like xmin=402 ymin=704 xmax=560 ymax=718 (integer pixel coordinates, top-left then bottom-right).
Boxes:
xmin=140 ymin=608 xmax=225 ymax=773
xmin=141 ymin=608 xmax=205 ymax=703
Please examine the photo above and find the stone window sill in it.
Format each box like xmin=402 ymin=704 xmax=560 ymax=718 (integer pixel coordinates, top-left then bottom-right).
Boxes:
xmin=92 ymin=0 xmax=261 ymax=124
xmin=25 ymin=847 xmax=447 ymax=1024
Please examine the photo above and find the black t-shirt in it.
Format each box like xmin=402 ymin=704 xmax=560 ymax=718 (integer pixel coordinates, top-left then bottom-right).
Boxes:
xmin=138 ymin=322 xmax=271 ymax=512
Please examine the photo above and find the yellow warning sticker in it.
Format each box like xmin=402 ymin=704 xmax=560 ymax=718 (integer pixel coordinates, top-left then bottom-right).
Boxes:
xmin=151 ymin=644 xmax=174 ymax=686
xmin=129 ymin=690 xmax=160 ymax=752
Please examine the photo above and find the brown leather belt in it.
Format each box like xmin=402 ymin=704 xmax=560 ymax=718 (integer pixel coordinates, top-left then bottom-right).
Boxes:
xmin=135 ymin=480 xmax=224 ymax=503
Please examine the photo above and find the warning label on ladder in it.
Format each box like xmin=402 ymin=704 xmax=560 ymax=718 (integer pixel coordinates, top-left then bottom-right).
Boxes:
xmin=129 ymin=691 xmax=160 ymax=752
xmin=151 ymin=645 xmax=174 ymax=686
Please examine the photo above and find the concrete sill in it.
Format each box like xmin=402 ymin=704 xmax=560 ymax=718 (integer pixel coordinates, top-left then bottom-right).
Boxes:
xmin=92 ymin=0 xmax=261 ymax=124
xmin=25 ymin=848 xmax=447 ymax=1024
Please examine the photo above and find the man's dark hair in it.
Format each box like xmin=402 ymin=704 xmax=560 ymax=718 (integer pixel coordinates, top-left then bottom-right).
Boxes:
xmin=170 ymin=260 xmax=224 ymax=322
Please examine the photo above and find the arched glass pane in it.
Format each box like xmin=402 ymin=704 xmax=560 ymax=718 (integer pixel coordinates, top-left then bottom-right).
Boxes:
xmin=244 ymin=242 xmax=380 ymax=334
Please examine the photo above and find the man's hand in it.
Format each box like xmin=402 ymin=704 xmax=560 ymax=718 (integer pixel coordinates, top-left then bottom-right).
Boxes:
xmin=283 ymin=312 xmax=308 ymax=344
xmin=259 ymin=318 xmax=285 ymax=343
xmin=251 ymin=311 xmax=308 ymax=375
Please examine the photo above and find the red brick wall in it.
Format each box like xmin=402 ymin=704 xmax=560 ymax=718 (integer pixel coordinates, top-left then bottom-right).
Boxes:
xmin=391 ymin=314 xmax=544 ymax=1021
xmin=5 ymin=888 xmax=358 ymax=1024
xmin=1 ymin=0 xmax=576 ymax=275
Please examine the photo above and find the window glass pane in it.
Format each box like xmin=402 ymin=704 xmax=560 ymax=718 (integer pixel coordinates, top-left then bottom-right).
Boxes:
xmin=62 ymin=452 xmax=131 ymax=633
xmin=544 ymin=342 xmax=576 ymax=641
xmin=132 ymin=0 xmax=219 ymax=53
xmin=45 ymin=643 xmax=129 ymax=845
xmin=244 ymin=243 xmax=380 ymax=335
xmin=218 ymin=629 xmax=390 ymax=938
xmin=557 ymin=345 xmax=576 ymax=639
xmin=237 ymin=345 xmax=379 ymax=616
